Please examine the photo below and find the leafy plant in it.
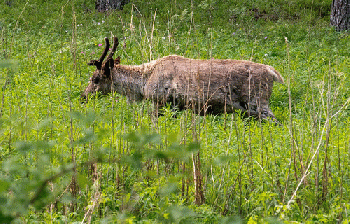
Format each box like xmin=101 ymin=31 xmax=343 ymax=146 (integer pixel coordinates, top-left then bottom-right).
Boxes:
xmin=0 ymin=0 xmax=349 ymax=223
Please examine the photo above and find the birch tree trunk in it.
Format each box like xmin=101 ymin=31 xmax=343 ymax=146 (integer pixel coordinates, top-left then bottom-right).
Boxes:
xmin=95 ymin=0 xmax=130 ymax=12
xmin=330 ymin=0 xmax=350 ymax=31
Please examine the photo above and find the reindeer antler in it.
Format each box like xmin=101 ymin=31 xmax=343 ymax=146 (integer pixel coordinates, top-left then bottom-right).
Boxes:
xmin=88 ymin=37 xmax=110 ymax=70
xmin=107 ymin=37 xmax=119 ymax=60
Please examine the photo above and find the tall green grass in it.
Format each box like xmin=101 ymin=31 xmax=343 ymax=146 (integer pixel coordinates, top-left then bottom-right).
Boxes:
xmin=0 ymin=0 xmax=349 ymax=223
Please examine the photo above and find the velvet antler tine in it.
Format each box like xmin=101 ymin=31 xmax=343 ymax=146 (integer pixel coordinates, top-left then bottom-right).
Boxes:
xmin=87 ymin=59 xmax=101 ymax=70
xmin=99 ymin=37 xmax=110 ymax=63
xmin=87 ymin=37 xmax=110 ymax=70
xmin=87 ymin=60 xmax=98 ymax=66
xmin=107 ymin=37 xmax=119 ymax=60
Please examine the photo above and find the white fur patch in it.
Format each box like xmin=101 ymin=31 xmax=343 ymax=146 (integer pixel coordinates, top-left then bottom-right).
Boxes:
xmin=267 ymin=66 xmax=284 ymax=84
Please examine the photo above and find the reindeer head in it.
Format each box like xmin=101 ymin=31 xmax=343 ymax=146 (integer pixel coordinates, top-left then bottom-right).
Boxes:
xmin=81 ymin=37 xmax=119 ymax=101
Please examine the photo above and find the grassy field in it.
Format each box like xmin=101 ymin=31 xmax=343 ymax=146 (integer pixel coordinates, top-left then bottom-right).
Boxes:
xmin=1 ymin=0 xmax=350 ymax=223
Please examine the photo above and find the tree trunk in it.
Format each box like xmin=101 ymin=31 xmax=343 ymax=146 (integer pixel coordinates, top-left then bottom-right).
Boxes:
xmin=330 ymin=0 xmax=350 ymax=31
xmin=95 ymin=0 xmax=130 ymax=12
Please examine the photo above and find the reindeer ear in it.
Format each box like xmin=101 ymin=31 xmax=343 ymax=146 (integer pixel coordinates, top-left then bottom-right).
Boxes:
xmin=115 ymin=56 xmax=121 ymax=65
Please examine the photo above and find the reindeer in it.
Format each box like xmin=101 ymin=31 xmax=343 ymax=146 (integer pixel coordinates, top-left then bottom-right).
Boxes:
xmin=82 ymin=37 xmax=284 ymax=122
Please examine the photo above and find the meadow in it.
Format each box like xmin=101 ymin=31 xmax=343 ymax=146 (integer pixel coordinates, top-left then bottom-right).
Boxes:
xmin=0 ymin=0 xmax=349 ymax=223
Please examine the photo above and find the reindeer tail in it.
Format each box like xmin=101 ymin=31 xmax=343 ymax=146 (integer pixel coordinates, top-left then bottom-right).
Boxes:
xmin=267 ymin=66 xmax=284 ymax=84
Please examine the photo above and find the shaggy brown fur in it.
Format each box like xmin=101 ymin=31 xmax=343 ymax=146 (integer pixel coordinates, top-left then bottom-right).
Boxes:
xmin=82 ymin=37 xmax=284 ymax=122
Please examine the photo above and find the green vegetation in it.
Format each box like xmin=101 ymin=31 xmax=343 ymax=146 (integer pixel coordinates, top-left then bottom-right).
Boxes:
xmin=0 ymin=0 xmax=349 ymax=223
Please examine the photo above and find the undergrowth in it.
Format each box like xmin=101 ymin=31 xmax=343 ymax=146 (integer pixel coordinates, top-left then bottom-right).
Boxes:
xmin=0 ymin=0 xmax=349 ymax=223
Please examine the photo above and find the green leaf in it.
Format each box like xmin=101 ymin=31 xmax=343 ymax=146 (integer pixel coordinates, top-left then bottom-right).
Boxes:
xmin=186 ymin=142 xmax=200 ymax=152
xmin=159 ymin=182 xmax=178 ymax=196
xmin=77 ymin=173 xmax=88 ymax=190
xmin=15 ymin=141 xmax=33 ymax=154
xmin=219 ymin=216 xmax=243 ymax=224
xmin=75 ymin=128 xmax=96 ymax=144
xmin=0 ymin=210 xmax=14 ymax=224
xmin=0 ymin=180 xmax=9 ymax=192
xmin=0 ymin=60 xmax=18 ymax=70
xmin=214 ymin=155 xmax=236 ymax=166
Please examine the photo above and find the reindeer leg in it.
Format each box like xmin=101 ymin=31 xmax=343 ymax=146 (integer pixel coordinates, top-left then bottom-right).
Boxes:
xmin=260 ymin=106 xmax=280 ymax=125
xmin=247 ymin=100 xmax=280 ymax=125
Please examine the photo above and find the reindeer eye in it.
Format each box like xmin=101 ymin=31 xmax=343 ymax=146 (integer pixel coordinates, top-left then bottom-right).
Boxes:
xmin=93 ymin=77 xmax=100 ymax=84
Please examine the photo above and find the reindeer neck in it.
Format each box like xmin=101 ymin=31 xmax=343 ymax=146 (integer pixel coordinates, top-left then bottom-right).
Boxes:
xmin=111 ymin=64 xmax=150 ymax=101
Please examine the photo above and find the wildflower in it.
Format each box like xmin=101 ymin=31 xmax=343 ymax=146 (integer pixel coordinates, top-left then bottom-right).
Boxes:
xmin=98 ymin=22 xmax=101 ymax=25
xmin=233 ymin=32 xmax=235 ymax=35
xmin=264 ymin=36 xmax=267 ymax=39
xmin=98 ymin=44 xmax=103 ymax=47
